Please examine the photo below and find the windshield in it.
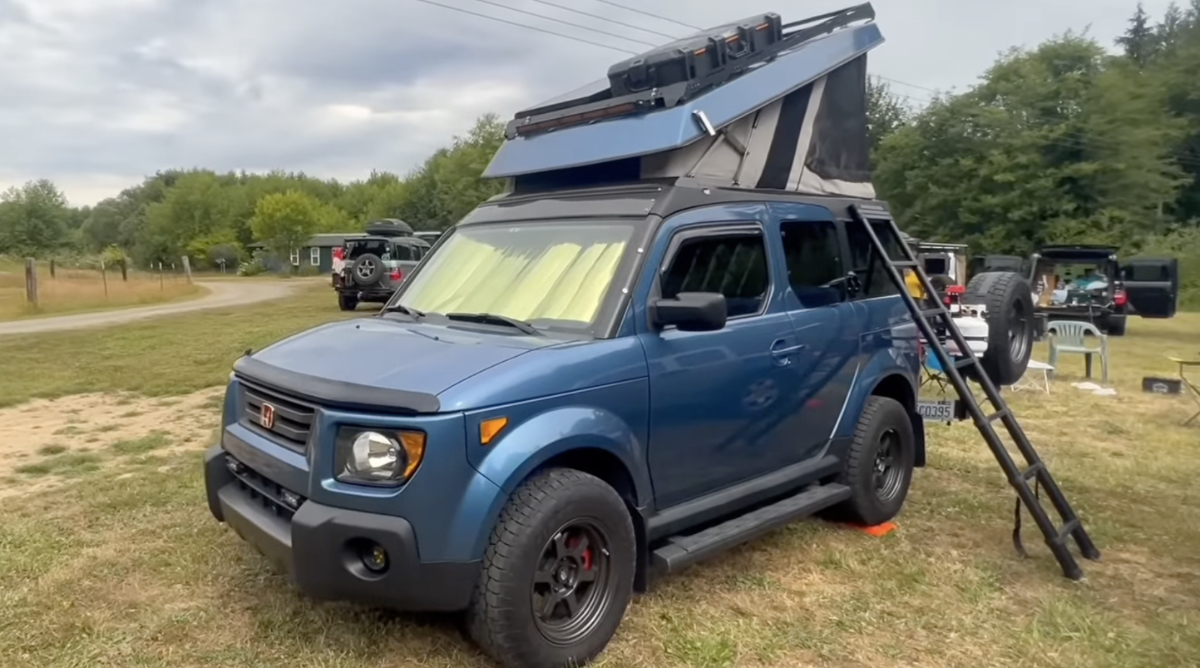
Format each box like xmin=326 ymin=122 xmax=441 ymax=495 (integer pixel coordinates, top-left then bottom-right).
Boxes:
xmin=390 ymin=221 xmax=635 ymax=333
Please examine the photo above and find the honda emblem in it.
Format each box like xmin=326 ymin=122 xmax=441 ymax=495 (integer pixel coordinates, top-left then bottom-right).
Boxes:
xmin=260 ymin=402 xmax=276 ymax=430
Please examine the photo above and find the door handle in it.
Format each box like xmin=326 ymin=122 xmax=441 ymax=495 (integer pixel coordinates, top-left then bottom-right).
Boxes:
xmin=771 ymin=340 xmax=807 ymax=356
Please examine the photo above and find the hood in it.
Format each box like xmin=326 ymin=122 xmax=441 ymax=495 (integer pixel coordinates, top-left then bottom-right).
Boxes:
xmin=235 ymin=317 xmax=548 ymax=413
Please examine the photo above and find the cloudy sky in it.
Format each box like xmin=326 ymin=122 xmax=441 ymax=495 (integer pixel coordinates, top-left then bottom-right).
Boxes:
xmin=0 ymin=0 xmax=1177 ymax=206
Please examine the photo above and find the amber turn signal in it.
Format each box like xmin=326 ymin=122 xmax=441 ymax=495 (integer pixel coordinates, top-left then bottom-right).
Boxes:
xmin=480 ymin=417 xmax=508 ymax=446
xmin=397 ymin=430 xmax=426 ymax=479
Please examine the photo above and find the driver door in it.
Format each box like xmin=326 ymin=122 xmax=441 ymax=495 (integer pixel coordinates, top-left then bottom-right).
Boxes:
xmin=1121 ymin=257 xmax=1180 ymax=318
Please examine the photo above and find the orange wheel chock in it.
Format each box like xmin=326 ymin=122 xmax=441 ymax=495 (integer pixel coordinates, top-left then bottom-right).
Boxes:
xmin=847 ymin=521 xmax=897 ymax=537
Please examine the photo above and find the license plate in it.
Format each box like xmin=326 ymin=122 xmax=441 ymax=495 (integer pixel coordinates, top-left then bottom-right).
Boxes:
xmin=917 ymin=399 xmax=955 ymax=423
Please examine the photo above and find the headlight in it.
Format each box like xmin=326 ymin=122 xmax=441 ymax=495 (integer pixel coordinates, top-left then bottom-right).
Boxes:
xmin=335 ymin=428 xmax=426 ymax=486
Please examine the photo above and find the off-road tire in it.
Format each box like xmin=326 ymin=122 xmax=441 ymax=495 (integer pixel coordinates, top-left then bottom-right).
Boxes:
xmin=822 ymin=396 xmax=915 ymax=526
xmin=350 ymin=253 xmax=384 ymax=286
xmin=466 ymin=468 xmax=636 ymax=668
xmin=1105 ymin=314 xmax=1127 ymax=337
xmin=337 ymin=294 xmax=358 ymax=311
xmin=962 ymin=271 xmax=1034 ymax=386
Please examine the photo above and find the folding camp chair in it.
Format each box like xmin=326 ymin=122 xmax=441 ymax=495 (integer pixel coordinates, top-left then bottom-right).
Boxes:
xmin=1168 ymin=356 xmax=1200 ymax=426
xmin=921 ymin=350 xmax=951 ymax=393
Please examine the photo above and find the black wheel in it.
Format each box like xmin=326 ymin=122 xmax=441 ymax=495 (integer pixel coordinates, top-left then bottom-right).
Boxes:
xmin=963 ymin=271 xmax=1034 ymax=386
xmin=823 ymin=396 xmax=915 ymax=526
xmin=1106 ymin=314 xmax=1127 ymax=336
xmin=350 ymin=253 xmax=384 ymax=286
xmin=337 ymin=294 xmax=358 ymax=311
xmin=466 ymin=468 xmax=635 ymax=668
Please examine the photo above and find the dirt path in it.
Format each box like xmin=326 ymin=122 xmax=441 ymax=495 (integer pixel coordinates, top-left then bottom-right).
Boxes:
xmin=0 ymin=280 xmax=302 ymax=336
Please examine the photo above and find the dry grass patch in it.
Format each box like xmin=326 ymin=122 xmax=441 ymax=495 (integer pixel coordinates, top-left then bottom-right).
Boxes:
xmin=0 ymin=308 xmax=1196 ymax=666
xmin=0 ymin=265 xmax=204 ymax=320
xmin=0 ymin=388 xmax=224 ymax=498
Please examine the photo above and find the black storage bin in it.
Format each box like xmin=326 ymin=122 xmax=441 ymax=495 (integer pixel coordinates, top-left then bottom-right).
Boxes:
xmin=607 ymin=13 xmax=783 ymax=96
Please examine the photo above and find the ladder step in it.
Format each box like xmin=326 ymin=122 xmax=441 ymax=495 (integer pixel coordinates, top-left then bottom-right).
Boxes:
xmin=891 ymin=260 xmax=919 ymax=268
xmin=919 ymin=308 xmax=945 ymax=319
xmin=955 ymin=357 xmax=977 ymax=369
xmin=1057 ymin=518 xmax=1081 ymax=543
xmin=985 ymin=408 xmax=1009 ymax=423
xmin=1022 ymin=462 xmax=1044 ymax=480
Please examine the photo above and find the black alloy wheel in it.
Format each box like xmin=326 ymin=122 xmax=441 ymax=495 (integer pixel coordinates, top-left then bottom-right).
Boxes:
xmin=531 ymin=521 xmax=614 ymax=646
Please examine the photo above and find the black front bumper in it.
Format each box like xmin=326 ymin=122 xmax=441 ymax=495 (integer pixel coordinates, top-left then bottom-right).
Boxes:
xmin=204 ymin=446 xmax=479 ymax=612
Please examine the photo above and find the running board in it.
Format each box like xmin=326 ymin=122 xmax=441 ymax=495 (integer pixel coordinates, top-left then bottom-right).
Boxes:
xmin=651 ymin=483 xmax=851 ymax=574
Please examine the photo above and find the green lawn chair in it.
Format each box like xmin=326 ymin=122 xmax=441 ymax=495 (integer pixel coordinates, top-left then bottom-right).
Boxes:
xmin=1047 ymin=320 xmax=1109 ymax=384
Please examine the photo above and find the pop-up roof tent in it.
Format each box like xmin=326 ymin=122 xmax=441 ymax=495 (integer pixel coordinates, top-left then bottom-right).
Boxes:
xmin=483 ymin=3 xmax=884 ymax=200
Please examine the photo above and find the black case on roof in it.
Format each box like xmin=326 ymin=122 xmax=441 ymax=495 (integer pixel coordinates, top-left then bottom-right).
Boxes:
xmin=606 ymin=13 xmax=784 ymax=97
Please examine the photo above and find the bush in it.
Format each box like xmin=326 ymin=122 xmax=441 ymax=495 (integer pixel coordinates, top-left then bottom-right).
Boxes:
xmin=238 ymin=257 xmax=267 ymax=277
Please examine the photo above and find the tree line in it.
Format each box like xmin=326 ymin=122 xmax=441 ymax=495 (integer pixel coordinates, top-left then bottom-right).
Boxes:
xmin=0 ymin=1 xmax=1195 ymax=302
xmin=0 ymin=115 xmax=506 ymax=271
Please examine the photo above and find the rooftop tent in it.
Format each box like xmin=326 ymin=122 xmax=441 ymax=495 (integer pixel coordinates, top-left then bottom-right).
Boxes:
xmin=483 ymin=3 xmax=884 ymax=199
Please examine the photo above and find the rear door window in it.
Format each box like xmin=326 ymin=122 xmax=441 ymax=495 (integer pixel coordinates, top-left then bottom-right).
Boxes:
xmin=779 ymin=220 xmax=845 ymax=308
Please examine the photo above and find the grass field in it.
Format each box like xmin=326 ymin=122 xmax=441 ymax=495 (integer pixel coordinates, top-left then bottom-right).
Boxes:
xmin=0 ymin=260 xmax=204 ymax=321
xmin=0 ymin=283 xmax=1197 ymax=668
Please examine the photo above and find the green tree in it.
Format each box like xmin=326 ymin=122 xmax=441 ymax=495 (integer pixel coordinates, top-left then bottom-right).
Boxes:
xmin=874 ymin=34 xmax=1181 ymax=252
xmin=138 ymin=170 xmax=236 ymax=264
xmin=396 ymin=114 xmax=507 ymax=229
xmin=249 ymin=190 xmax=325 ymax=269
xmin=0 ymin=179 xmax=72 ymax=255
xmin=1118 ymin=2 xmax=1159 ymax=66
xmin=866 ymin=76 xmax=910 ymax=155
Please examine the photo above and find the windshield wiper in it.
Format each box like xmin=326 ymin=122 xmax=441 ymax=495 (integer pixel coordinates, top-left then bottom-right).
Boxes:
xmin=380 ymin=303 xmax=426 ymax=319
xmin=446 ymin=312 xmax=541 ymax=336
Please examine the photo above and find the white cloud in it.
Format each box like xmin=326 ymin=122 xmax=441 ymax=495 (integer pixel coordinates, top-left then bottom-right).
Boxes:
xmin=0 ymin=0 xmax=1179 ymax=206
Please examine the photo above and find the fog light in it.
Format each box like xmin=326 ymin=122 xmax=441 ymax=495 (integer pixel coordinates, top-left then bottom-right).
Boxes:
xmin=362 ymin=542 xmax=389 ymax=573
xmin=279 ymin=489 xmax=301 ymax=509
xmin=225 ymin=456 xmax=245 ymax=475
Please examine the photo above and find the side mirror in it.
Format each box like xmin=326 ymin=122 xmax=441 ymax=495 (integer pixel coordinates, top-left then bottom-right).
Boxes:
xmin=651 ymin=292 xmax=727 ymax=332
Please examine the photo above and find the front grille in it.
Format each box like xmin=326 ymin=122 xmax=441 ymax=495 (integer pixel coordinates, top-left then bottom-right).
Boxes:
xmin=226 ymin=455 xmax=304 ymax=521
xmin=240 ymin=382 xmax=315 ymax=451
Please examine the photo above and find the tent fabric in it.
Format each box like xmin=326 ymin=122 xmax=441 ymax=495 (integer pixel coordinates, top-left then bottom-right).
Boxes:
xmin=638 ymin=55 xmax=875 ymax=199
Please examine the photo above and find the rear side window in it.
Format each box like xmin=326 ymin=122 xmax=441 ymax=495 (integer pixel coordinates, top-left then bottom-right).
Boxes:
xmin=844 ymin=220 xmax=904 ymax=298
xmin=923 ymin=257 xmax=947 ymax=275
xmin=661 ymin=232 xmax=769 ymax=318
xmin=779 ymin=220 xmax=845 ymax=307
xmin=391 ymin=244 xmax=413 ymax=261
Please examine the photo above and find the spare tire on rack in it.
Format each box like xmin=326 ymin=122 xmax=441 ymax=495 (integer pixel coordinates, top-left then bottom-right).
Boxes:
xmin=961 ymin=271 xmax=1034 ymax=386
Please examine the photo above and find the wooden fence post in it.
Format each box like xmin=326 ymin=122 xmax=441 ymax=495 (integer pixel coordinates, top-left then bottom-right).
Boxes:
xmin=100 ymin=260 xmax=109 ymax=297
xmin=120 ymin=259 xmax=128 ymax=281
xmin=24 ymin=258 xmax=38 ymax=307
xmin=49 ymin=259 xmax=56 ymax=278
xmin=158 ymin=262 xmax=164 ymax=290
xmin=181 ymin=256 xmax=192 ymax=283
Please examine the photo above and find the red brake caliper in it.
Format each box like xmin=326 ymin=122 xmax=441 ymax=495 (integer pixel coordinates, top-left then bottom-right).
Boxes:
xmin=568 ymin=534 xmax=593 ymax=570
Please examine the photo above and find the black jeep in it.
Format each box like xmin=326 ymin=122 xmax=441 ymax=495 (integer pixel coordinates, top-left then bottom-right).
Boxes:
xmin=976 ymin=245 xmax=1179 ymax=336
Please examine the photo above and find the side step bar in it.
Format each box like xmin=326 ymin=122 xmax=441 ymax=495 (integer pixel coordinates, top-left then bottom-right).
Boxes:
xmin=651 ymin=483 xmax=851 ymax=574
